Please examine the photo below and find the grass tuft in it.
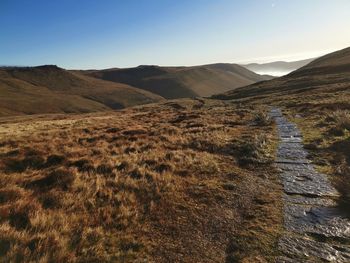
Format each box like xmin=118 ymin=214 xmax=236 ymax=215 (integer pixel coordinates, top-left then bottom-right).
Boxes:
xmin=254 ymin=110 xmax=272 ymax=126
xmin=25 ymin=169 xmax=74 ymax=191
xmin=234 ymin=134 xmax=273 ymax=166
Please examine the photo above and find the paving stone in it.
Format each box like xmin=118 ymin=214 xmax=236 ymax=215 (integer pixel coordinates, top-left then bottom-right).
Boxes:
xmin=270 ymin=108 xmax=350 ymax=262
xmin=281 ymin=169 xmax=338 ymax=197
xmin=279 ymin=236 xmax=350 ymax=262
xmin=284 ymin=203 xmax=350 ymax=239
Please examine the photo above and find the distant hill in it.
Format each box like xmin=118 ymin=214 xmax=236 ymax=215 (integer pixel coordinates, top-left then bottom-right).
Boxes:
xmin=214 ymin=47 xmax=350 ymax=101
xmin=0 ymin=65 xmax=163 ymax=117
xmin=242 ymin=58 xmax=315 ymax=76
xmin=82 ymin=63 xmax=273 ymax=99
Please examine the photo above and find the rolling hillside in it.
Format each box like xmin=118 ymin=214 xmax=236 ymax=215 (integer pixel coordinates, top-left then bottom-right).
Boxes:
xmin=242 ymin=58 xmax=315 ymax=76
xmin=215 ymin=47 xmax=350 ymax=101
xmin=0 ymin=65 xmax=164 ymax=117
xmin=82 ymin=63 xmax=273 ymax=99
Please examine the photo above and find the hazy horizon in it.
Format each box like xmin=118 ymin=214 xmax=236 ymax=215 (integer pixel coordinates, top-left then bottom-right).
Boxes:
xmin=1 ymin=0 xmax=350 ymax=69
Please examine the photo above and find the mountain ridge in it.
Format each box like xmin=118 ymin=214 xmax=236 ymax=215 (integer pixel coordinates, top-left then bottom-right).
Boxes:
xmin=81 ymin=63 xmax=273 ymax=99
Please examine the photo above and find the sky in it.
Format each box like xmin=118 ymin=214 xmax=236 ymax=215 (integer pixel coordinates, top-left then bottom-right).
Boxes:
xmin=1 ymin=0 xmax=350 ymax=69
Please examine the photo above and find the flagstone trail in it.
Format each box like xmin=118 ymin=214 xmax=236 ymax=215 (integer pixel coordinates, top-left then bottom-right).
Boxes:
xmin=270 ymin=108 xmax=350 ymax=262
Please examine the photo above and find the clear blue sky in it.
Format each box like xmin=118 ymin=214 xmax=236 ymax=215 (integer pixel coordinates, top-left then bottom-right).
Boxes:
xmin=1 ymin=0 xmax=350 ymax=69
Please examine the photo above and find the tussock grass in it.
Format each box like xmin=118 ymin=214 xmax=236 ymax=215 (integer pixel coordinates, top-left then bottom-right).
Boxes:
xmin=253 ymin=110 xmax=273 ymax=126
xmin=0 ymin=99 xmax=282 ymax=262
xmin=325 ymin=110 xmax=350 ymax=136
xmin=295 ymin=108 xmax=350 ymax=211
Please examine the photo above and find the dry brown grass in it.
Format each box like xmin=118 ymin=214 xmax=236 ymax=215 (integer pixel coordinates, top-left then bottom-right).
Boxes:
xmin=325 ymin=110 xmax=350 ymax=136
xmin=290 ymin=106 xmax=350 ymax=213
xmin=0 ymin=99 xmax=282 ymax=262
xmin=253 ymin=111 xmax=273 ymax=127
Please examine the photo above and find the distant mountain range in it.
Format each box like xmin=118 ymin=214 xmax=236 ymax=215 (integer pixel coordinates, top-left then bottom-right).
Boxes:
xmin=241 ymin=58 xmax=315 ymax=76
xmin=0 ymin=63 xmax=271 ymax=116
xmin=79 ymin=63 xmax=273 ymax=99
xmin=4 ymin=53 xmax=340 ymax=117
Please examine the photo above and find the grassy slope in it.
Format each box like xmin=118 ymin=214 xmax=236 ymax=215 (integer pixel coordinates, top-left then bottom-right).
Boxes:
xmin=214 ymin=47 xmax=350 ymax=101
xmin=0 ymin=99 xmax=282 ymax=262
xmin=215 ymin=46 xmax=350 ymax=211
xmin=0 ymin=66 xmax=164 ymax=117
xmin=82 ymin=64 xmax=273 ymax=99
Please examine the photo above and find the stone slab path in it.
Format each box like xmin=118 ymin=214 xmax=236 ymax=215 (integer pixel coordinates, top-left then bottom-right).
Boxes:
xmin=270 ymin=108 xmax=350 ymax=262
